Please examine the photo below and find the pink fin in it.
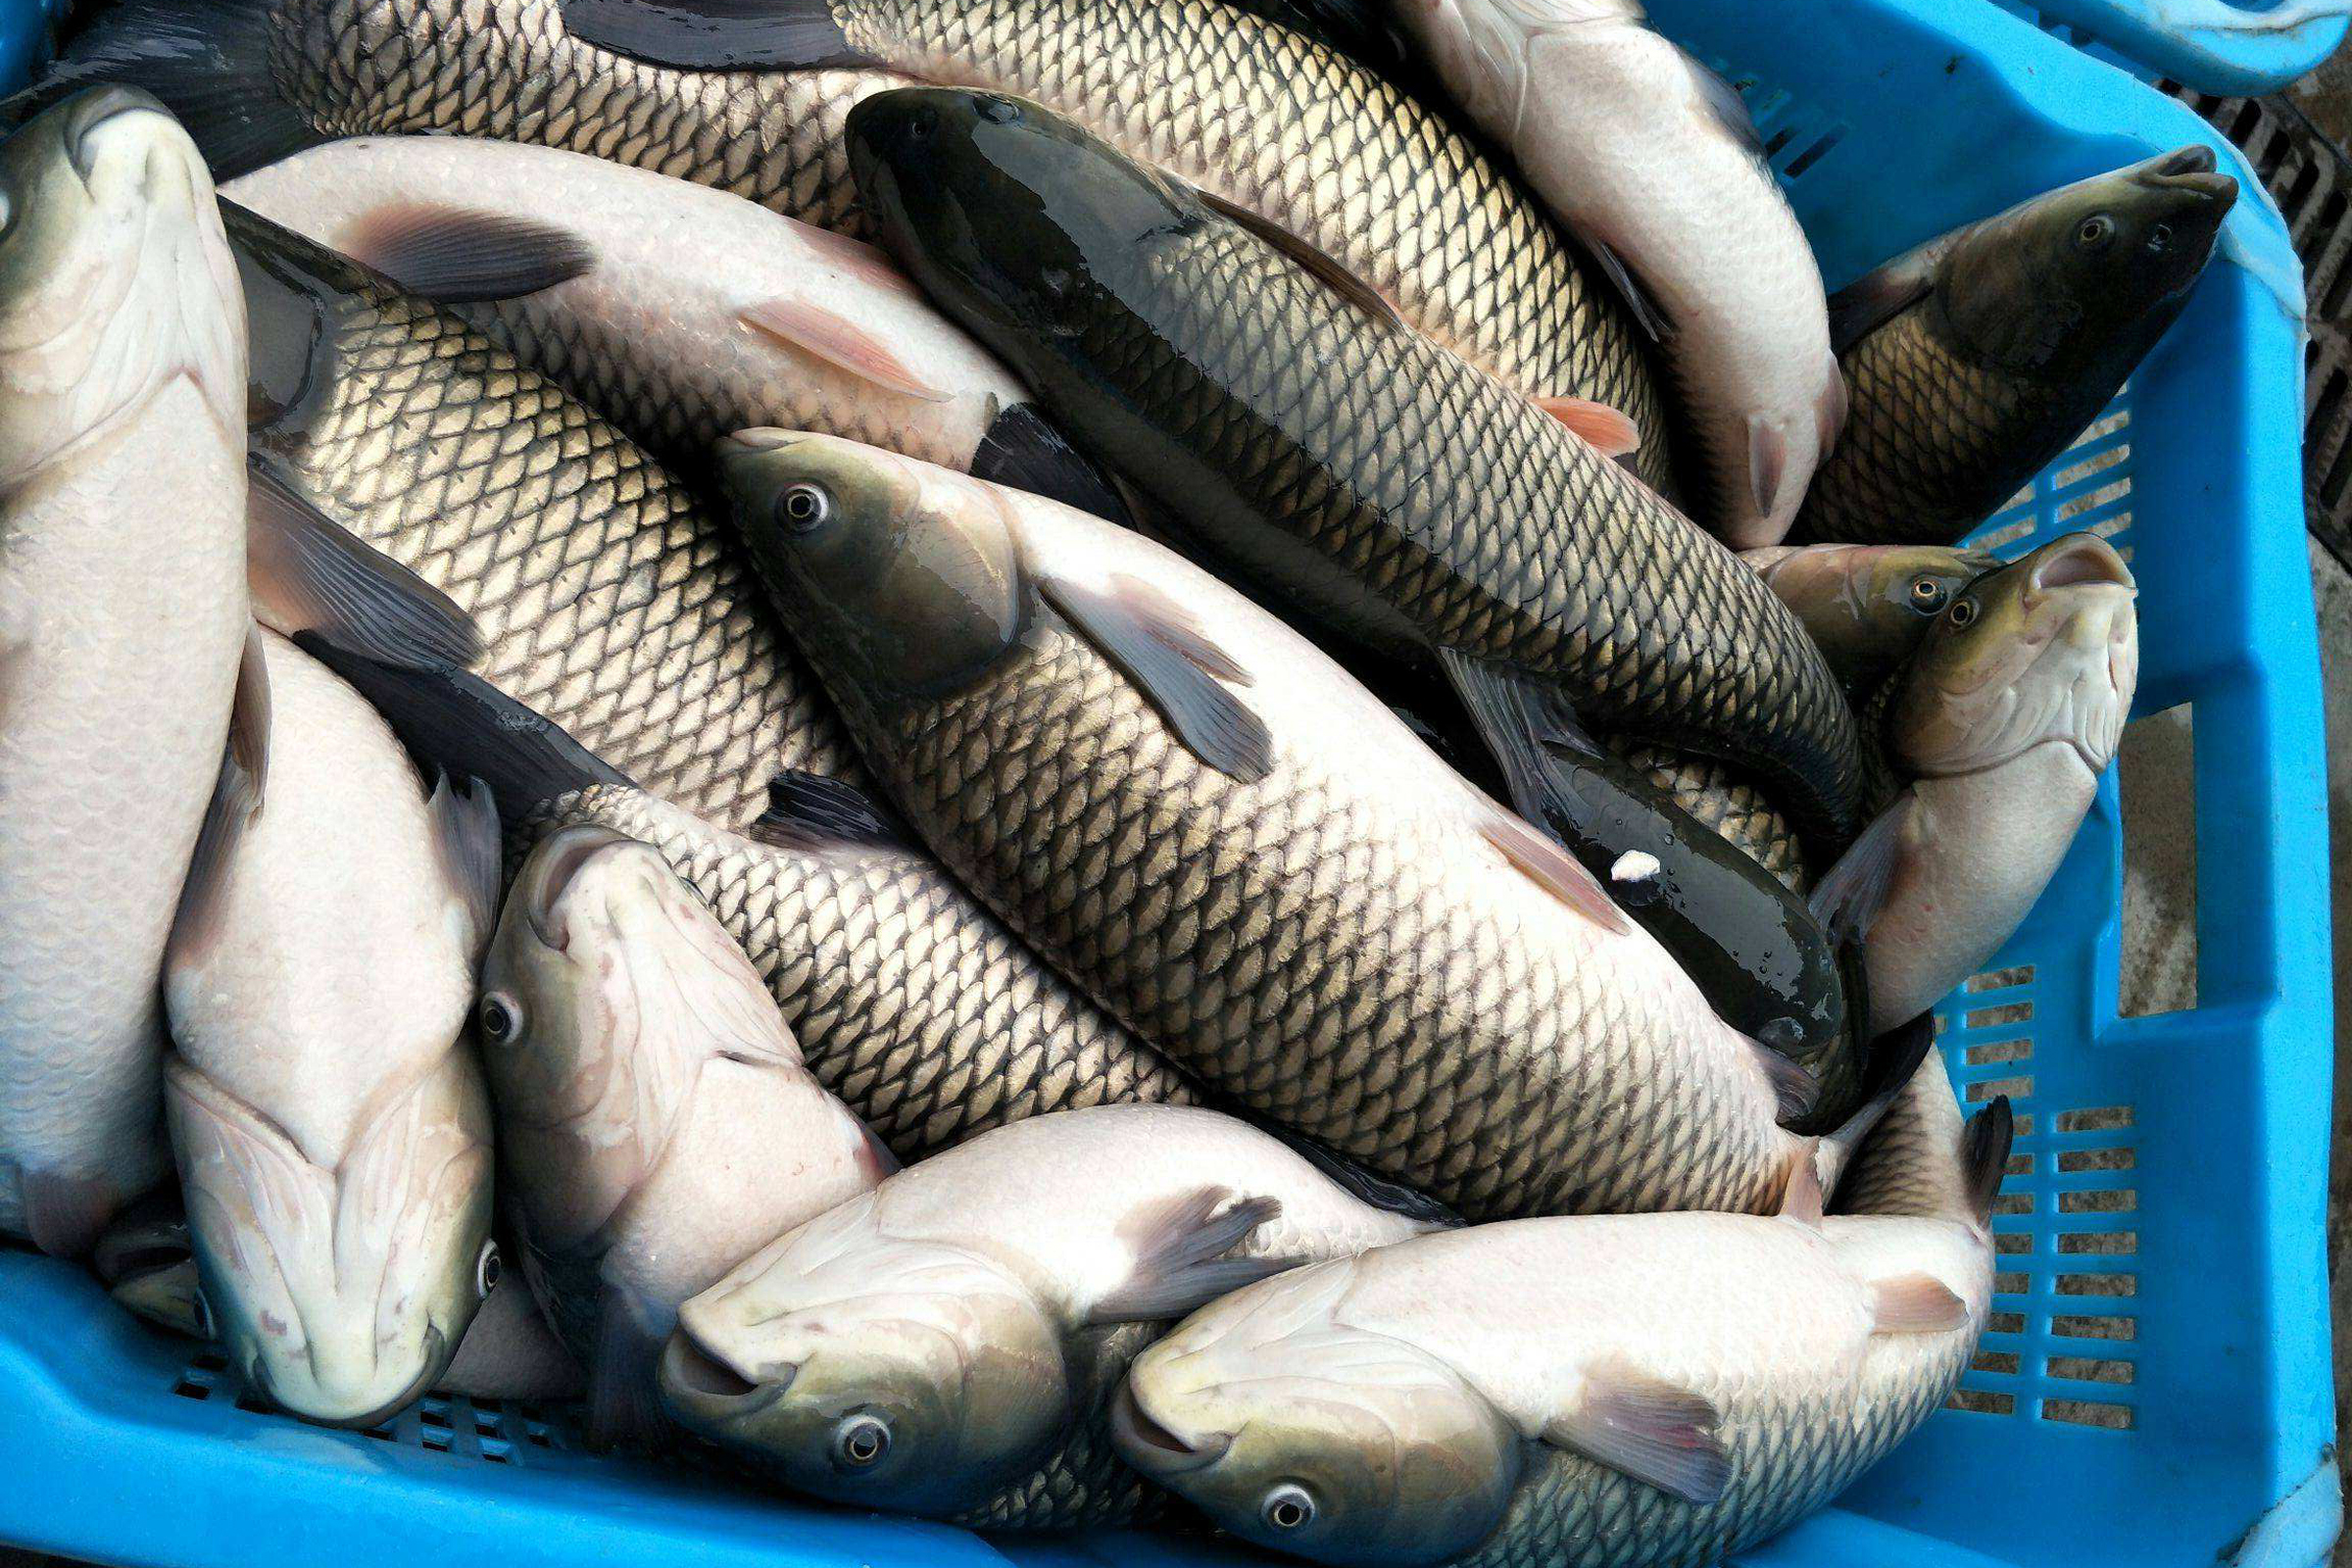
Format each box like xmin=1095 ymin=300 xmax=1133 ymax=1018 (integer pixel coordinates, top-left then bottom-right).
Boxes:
xmin=1749 ymin=416 xmax=1789 ymax=517
xmin=738 ymin=297 xmax=954 ymax=404
xmin=1478 ymin=808 xmax=1630 ymax=936
xmin=1545 ymin=1358 xmax=1730 ymax=1504
xmin=24 ymin=1168 xmax=122 ymax=1258
xmin=1535 ymin=397 xmax=1641 ymax=458
xmin=1869 ymin=1273 xmax=1969 ymax=1334
xmin=1778 ymin=1152 xmax=1824 ymax=1226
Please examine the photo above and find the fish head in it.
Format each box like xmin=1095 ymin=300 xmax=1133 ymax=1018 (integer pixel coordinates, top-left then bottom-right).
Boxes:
xmin=1938 ymin=146 xmax=2235 ymax=379
xmin=661 ymin=1199 xmax=1068 ymax=1514
xmin=845 ymin=87 xmax=1195 ymax=373
xmin=0 ymin=86 xmax=244 ymax=486
xmin=1761 ymin=544 xmax=2005 ymax=688
xmin=1398 ymin=0 xmax=1641 ymax=132
xmin=1113 ymin=1262 xmax=1522 ymax=1567
xmin=1890 ymin=531 xmax=2139 ymax=777
xmin=165 ymin=1053 xmax=496 ymax=1426
xmin=720 ymin=427 xmax=1031 ymax=704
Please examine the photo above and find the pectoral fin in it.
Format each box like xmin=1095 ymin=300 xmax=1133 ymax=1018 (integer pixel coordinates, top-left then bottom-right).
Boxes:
xmin=1960 ymin=1096 xmax=2017 ymax=1228
xmin=22 ymin=1169 xmax=122 ymax=1260
xmin=1535 ymin=397 xmax=1642 ymax=458
xmin=1828 ymin=245 xmax=1941 ymax=353
xmin=1808 ymin=789 xmax=1914 ymax=943
xmin=1195 ymin=188 xmax=1403 ymax=329
xmin=427 ymin=771 xmax=502 ymax=962
xmin=739 ymin=297 xmax=956 ymax=403
xmin=585 ymin=1284 xmax=676 ymax=1452
xmin=1869 ymin=1273 xmax=1970 ymax=1334
xmin=1544 ymin=1359 xmax=1730 ymax=1504
xmin=247 ymin=462 xmax=482 ymax=671
xmin=748 ymin=769 xmax=913 ymax=853
xmin=339 ymin=202 xmax=594 ymax=304
xmin=1042 ymin=572 xmax=1273 ymax=783
xmin=169 ymin=626 xmax=272 ymax=969
xmin=1093 ymin=1187 xmax=1291 ymax=1322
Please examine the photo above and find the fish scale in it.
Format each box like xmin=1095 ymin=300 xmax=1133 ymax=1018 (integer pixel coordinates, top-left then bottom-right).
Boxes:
xmin=529 ymin=786 xmax=1195 ymax=1162
xmin=1062 ymin=221 xmax=1863 ymax=841
xmin=232 ymin=209 xmax=861 ymax=825
xmin=1615 ymin=743 xmax=1810 ymax=893
xmin=854 ymin=620 xmax=1788 ymax=1222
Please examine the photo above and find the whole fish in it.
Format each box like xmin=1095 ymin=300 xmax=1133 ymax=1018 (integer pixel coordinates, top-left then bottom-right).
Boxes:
xmin=1111 ymin=1058 xmax=2012 ymax=1568
xmin=0 ymin=88 xmax=249 ymax=1258
xmin=222 ymin=135 xmax=1128 ymax=515
xmin=223 ymin=203 xmax=859 ymax=828
xmin=482 ymin=824 xmax=896 ymax=1448
xmin=164 ymin=631 xmax=500 ymax=1425
xmin=1814 ymin=533 xmax=2139 ymax=1032
xmin=1793 ymin=147 xmax=2235 ymax=547
xmin=720 ymin=431 xmax=1915 ymax=1221
xmin=47 ymin=0 xmax=1668 ymax=492
xmin=846 ymin=88 xmax=1865 ymax=854
xmin=300 ymin=645 xmax=1201 ymax=1164
xmin=1743 ymin=542 xmax=2006 ymax=698
xmin=658 ymin=1104 xmax=1441 ymax=1529
xmin=1397 ymin=0 xmax=1840 ymax=547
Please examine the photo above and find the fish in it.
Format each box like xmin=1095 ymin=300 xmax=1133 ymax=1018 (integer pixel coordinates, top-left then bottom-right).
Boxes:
xmin=845 ymin=88 xmax=1866 ymax=855
xmin=1110 ymin=1051 xmax=2013 ymax=1568
xmin=162 ymin=630 xmax=501 ymax=1425
xmin=1742 ymin=542 xmax=2006 ymax=699
xmin=1614 ymin=744 xmax=1808 ymax=895
xmin=1813 ymin=533 xmax=2139 ymax=1033
xmin=1792 ymin=147 xmax=2236 ymax=547
xmin=718 ymin=430 xmax=1922 ymax=1221
xmin=221 ymin=135 xmax=1130 ymax=516
xmin=299 ymin=644 xmax=1203 ymax=1164
xmin=480 ymin=823 xmax=898 ymax=1448
xmin=95 ymin=1193 xmax=586 ymax=1403
xmin=658 ymin=1103 xmax=1443 ymax=1529
xmin=1396 ymin=0 xmax=1841 ymax=547
xmin=0 ymin=88 xmax=250 ymax=1258
xmin=222 ymin=202 xmax=861 ymax=828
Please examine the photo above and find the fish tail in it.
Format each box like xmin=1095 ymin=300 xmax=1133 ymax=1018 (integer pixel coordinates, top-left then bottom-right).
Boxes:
xmin=5 ymin=0 xmax=318 ymax=177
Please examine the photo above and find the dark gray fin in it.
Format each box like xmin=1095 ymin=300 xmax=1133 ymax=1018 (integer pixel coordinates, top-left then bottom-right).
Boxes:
xmin=1960 ymin=1097 xmax=2016 ymax=1229
xmin=22 ymin=1170 xmax=122 ymax=1260
xmin=1818 ymin=1013 xmax=1938 ymax=1196
xmin=1749 ymin=416 xmax=1788 ymax=518
xmin=739 ymin=297 xmax=954 ymax=403
xmin=1868 ymin=1273 xmax=1970 ymax=1335
xmin=584 ymin=1284 xmax=675 ymax=1453
xmin=969 ymin=403 xmax=1131 ymax=526
xmin=1809 ymin=788 xmax=1913 ymax=943
xmin=18 ymin=1 xmax=320 ymax=177
xmin=1688 ymin=59 xmax=1766 ymax=158
xmin=1750 ymin=1037 xmax=1821 ymax=1123
xmin=1582 ymin=234 xmax=1674 ymax=342
xmin=427 ymin=772 xmax=503 ymax=959
xmin=1040 ymin=573 xmax=1273 ymax=784
xmin=1533 ymin=396 xmax=1641 ymax=458
xmin=170 ymin=626 xmax=272 ymax=970
xmin=557 ymin=0 xmax=876 ymax=70
xmin=294 ymin=636 xmax=632 ymax=823
xmin=1194 ymin=188 xmax=1403 ymax=329
xmin=1093 ymin=1189 xmax=1291 ymax=1322
xmin=1817 ymin=358 xmax=1850 ymax=459
xmin=746 ymin=769 xmax=913 ymax=853
xmin=1828 ymin=245 xmax=1941 ymax=353
xmin=1544 ymin=1360 xmax=1731 ymax=1505
xmin=339 ymin=203 xmax=596 ymax=305
xmin=247 ymin=463 xmax=483 ymax=671
xmin=1232 ymin=1112 xmax=1462 ymax=1227
xmin=92 ymin=1190 xmax=192 ymax=1287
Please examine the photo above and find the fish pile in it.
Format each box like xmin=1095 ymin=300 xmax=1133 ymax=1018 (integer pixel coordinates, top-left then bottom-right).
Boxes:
xmin=0 ymin=0 xmax=2213 ymax=1558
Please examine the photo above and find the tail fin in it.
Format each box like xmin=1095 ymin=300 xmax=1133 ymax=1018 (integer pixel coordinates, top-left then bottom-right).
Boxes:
xmin=1813 ymin=1012 xmax=1936 ymax=1195
xmin=1959 ymin=1097 xmax=2016 ymax=1230
xmin=9 ymin=0 xmax=318 ymax=176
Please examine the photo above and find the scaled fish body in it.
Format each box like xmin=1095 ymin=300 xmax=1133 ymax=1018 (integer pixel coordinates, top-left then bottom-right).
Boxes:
xmin=163 ymin=631 xmax=499 ymax=1425
xmin=1399 ymin=0 xmax=1840 ymax=546
xmin=1113 ymin=1061 xmax=2010 ymax=1568
xmin=0 ymin=89 xmax=250 ymax=1257
xmin=722 ymin=430 xmax=1867 ymax=1222
xmin=223 ymin=135 xmax=1127 ymax=514
xmin=481 ymin=825 xmax=895 ymax=1448
xmin=660 ymin=1104 xmax=1439 ymax=1529
xmin=1794 ymin=147 xmax=2235 ymax=546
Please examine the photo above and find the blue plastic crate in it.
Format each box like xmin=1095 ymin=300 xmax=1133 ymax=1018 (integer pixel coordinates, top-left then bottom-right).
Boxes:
xmin=1979 ymin=0 xmax=2350 ymax=98
xmin=0 ymin=0 xmax=2334 ymax=1564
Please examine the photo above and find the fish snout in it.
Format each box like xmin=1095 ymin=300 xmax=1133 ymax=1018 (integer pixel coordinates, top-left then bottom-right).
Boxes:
xmin=658 ymin=1330 xmax=792 ymax=1424
xmin=1110 ymin=1381 xmax=1232 ymax=1476
xmin=2026 ymin=532 xmax=2134 ymax=599
xmin=61 ymin=85 xmax=175 ymax=186
xmin=518 ymin=823 xmax=633 ymax=952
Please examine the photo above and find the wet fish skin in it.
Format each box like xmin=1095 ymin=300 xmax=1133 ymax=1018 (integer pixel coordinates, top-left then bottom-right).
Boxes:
xmin=164 ymin=632 xmax=496 ymax=1426
xmin=847 ymin=86 xmax=1865 ymax=848
xmin=1743 ymin=542 xmax=2006 ymax=699
xmin=1793 ymin=147 xmax=2236 ymax=547
xmin=1614 ymin=743 xmax=1807 ymax=894
xmin=223 ymin=135 xmax=1128 ymax=516
xmin=660 ymin=1104 xmax=1436 ymax=1528
xmin=224 ymin=203 xmax=859 ymax=828
xmin=721 ymin=430 xmax=1832 ymax=1223
xmin=0 ymin=88 xmax=249 ymax=1257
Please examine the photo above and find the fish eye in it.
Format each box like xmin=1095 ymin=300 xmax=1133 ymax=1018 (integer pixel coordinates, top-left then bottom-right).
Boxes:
xmin=0 ymin=190 xmax=13 ymax=233
xmin=903 ymin=104 xmax=940 ymax=143
xmin=1948 ymin=597 xmax=1979 ymax=628
xmin=191 ymin=1287 xmax=217 ymax=1341
xmin=474 ymin=1239 xmax=503 ymax=1300
xmin=1908 ymin=577 xmax=1947 ymax=611
xmin=477 ymin=994 xmax=522 ymax=1047
xmin=1262 ymin=1484 xmax=1316 ymax=1532
xmin=2076 ymin=214 xmax=2115 ymax=252
xmin=778 ymin=482 xmax=833 ymax=534
xmin=832 ymin=1413 xmax=892 ymax=1470
xmin=2147 ymin=221 xmax=2173 ymax=254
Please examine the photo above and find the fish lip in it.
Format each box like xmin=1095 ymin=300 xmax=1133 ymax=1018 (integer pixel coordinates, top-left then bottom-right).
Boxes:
xmin=658 ymin=1331 xmax=792 ymax=1424
xmin=62 ymin=84 xmax=173 ymax=185
xmin=2026 ymin=534 xmax=2135 ymax=598
xmin=272 ymin=1325 xmax=449 ymax=1431
xmin=1109 ymin=1381 xmax=1230 ymax=1475
xmin=522 ymin=824 xmax=632 ymax=952
xmin=2150 ymin=143 xmax=2217 ymax=178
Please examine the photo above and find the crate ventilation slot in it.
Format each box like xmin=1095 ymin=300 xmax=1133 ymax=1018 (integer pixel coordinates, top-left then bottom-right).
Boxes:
xmin=1970 ymin=398 xmax=2134 ymax=561
xmin=1697 ymin=58 xmax=1849 ymax=187
xmin=166 ymin=1349 xmax=578 ymax=1464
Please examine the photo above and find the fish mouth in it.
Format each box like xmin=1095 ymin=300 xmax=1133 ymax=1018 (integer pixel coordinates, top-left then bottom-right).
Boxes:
xmin=2026 ymin=533 xmax=2135 ymax=599
xmin=1109 ymin=1382 xmax=1231 ymax=1475
xmin=2132 ymin=144 xmax=2237 ymax=211
xmin=257 ymin=1325 xmax=449 ymax=1431
xmin=718 ymin=427 xmax=807 ymax=457
xmin=62 ymin=84 xmax=176 ymax=188
xmin=521 ymin=824 xmax=632 ymax=951
xmin=657 ymin=1330 xmax=792 ymax=1425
